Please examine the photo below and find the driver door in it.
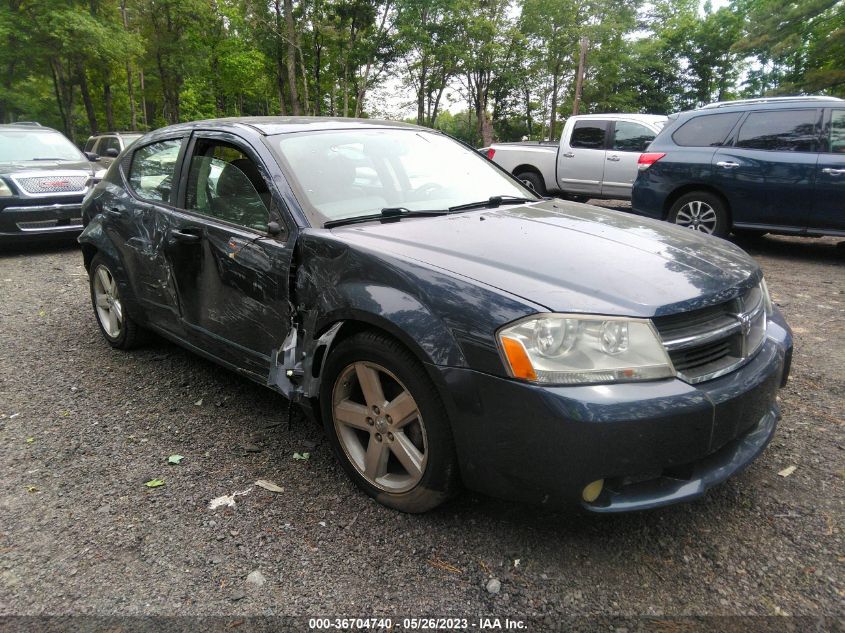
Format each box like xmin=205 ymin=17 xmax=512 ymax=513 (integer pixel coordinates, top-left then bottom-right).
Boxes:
xmin=163 ymin=132 xmax=293 ymax=380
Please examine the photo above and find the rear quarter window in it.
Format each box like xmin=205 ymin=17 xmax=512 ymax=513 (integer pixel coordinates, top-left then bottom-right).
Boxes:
xmin=735 ymin=109 xmax=818 ymax=152
xmin=671 ymin=112 xmax=742 ymax=147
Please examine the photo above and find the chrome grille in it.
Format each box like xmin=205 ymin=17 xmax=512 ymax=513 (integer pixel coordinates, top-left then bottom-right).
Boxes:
xmin=653 ymin=285 xmax=767 ymax=383
xmin=12 ymin=174 xmax=88 ymax=195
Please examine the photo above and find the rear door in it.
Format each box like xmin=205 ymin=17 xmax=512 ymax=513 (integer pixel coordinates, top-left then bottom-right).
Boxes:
xmin=602 ymin=120 xmax=659 ymax=198
xmin=163 ymin=132 xmax=293 ymax=379
xmin=711 ymin=108 xmax=820 ymax=230
xmin=811 ymin=108 xmax=845 ymax=233
xmin=556 ymin=119 xmax=608 ymax=195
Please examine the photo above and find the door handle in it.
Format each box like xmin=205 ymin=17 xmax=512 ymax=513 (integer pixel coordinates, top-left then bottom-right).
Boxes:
xmin=169 ymin=228 xmax=201 ymax=244
xmin=821 ymin=167 xmax=845 ymax=176
xmin=716 ymin=161 xmax=740 ymax=169
xmin=562 ymin=152 xmax=575 ymax=158
xmin=607 ymin=155 xmax=620 ymax=162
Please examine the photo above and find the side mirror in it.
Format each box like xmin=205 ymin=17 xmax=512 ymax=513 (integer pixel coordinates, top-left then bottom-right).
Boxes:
xmin=85 ymin=151 xmax=101 ymax=162
xmin=105 ymin=148 xmax=120 ymax=158
xmin=267 ymin=221 xmax=283 ymax=237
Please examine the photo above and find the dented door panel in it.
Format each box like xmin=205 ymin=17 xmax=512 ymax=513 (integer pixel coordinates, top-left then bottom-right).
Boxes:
xmin=161 ymin=210 xmax=293 ymax=379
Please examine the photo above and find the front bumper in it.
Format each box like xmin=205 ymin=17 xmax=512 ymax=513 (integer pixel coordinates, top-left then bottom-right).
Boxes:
xmin=0 ymin=198 xmax=85 ymax=242
xmin=439 ymin=312 xmax=792 ymax=512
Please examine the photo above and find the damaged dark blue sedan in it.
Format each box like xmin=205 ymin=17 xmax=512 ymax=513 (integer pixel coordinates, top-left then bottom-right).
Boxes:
xmin=79 ymin=117 xmax=793 ymax=513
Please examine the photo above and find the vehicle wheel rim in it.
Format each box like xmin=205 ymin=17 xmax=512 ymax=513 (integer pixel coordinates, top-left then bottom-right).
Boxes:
xmin=93 ymin=264 xmax=123 ymax=338
xmin=520 ymin=177 xmax=537 ymax=192
xmin=331 ymin=361 xmax=428 ymax=493
xmin=675 ymin=201 xmax=717 ymax=234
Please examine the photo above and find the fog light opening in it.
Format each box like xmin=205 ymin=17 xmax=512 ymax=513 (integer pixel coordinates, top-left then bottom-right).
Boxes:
xmin=582 ymin=479 xmax=604 ymax=503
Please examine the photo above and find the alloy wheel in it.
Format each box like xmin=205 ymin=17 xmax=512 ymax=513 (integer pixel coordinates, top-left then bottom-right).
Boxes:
xmin=674 ymin=200 xmax=718 ymax=234
xmin=331 ymin=361 xmax=428 ymax=493
xmin=92 ymin=264 xmax=124 ymax=338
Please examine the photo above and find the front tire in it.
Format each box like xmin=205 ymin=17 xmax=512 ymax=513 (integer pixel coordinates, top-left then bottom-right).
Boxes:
xmin=668 ymin=191 xmax=729 ymax=238
xmin=320 ymin=331 xmax=459 ymax=513
xmin=89 ymin=254 xmax=141 ymax=350
xmin=514 ymin=170 xmax=546 ymax=196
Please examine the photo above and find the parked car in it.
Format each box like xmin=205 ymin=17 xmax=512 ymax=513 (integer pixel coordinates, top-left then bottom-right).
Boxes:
xmin=484 ymin=113 xmax=667 ymax=200
xmin=79 ymin=117 xmax=792 ymax=514
xmin=84 ymin=132 xmax=143 ymax=167
xmin=632 ymin=96 xmax=845 ymax=238
xmin=0 ymin=123 xmax=98 ymax=243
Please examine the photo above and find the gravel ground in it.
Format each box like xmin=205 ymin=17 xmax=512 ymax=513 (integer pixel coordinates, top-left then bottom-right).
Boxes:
xmin=0 ymin=226 xmax=843 ymax=625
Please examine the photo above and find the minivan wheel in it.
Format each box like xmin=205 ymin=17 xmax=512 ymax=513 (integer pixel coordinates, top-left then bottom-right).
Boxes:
xmin=89 ymin=254 xmax=141 ymax=350
xmin=514 ymin=171 xmax=546 ymax=196
xmin=668 ymin=192 xmax=729 ymax=237
xmin=320 ymin=331 xmax=459 ymax=513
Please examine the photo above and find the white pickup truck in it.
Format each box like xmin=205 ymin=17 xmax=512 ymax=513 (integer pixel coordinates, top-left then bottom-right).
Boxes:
xmin=485 ymin=113 xmax=667 ymax=200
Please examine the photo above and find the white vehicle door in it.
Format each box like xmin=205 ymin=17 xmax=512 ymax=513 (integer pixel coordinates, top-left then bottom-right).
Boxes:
xmin=601 ymin=120 xmax=659 ymax=198
xmin=556 ymin=120 xmax=609 ymax=195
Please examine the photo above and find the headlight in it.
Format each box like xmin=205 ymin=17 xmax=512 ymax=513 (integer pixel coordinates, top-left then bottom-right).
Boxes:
xmin=0 ymin=178 xmax=14 ymax=197
xmin=94 ymin=168 xmax=107 ymax=180
xmin=497 ymin=314 xmax=675 ymax=385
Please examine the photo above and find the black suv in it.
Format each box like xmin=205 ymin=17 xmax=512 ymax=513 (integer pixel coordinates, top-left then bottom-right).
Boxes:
xmin=0 ymin=123 xmax=97 ymax=243
xmin=632 ymin=96 xmax=845 ymax=238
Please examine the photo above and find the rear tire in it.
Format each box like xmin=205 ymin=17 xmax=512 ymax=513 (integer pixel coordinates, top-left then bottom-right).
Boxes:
xmin=88 ymin=254 xmax=141 ymax=350
xmin=320 ymin=331 xmax=459 ymax=513
xmin=668 ymin=191 xmax=729 ymax=238
xmin=514 ymin=171 xmax=546 ymax=196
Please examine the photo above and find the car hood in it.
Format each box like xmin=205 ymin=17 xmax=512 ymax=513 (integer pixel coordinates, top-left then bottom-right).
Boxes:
xmin=0 ymin=159 xmax=94 ymax=175
xmin=330 ymin=200 xmax=761 ymax=317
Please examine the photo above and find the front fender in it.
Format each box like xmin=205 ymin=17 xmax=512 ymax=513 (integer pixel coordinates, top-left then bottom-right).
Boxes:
xmin=316 ymin=282 xmax=468 ymax=368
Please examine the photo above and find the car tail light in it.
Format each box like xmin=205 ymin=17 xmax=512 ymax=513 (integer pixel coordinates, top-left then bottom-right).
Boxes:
xmin=486 ymin=148 xmax=496 ymax=160
xmin=637 ymin=152 xmax=665 ymax=171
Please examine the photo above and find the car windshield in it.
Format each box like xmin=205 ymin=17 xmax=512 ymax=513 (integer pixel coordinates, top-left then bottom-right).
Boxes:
xmin=0 ymin=129 xmax=85 ymax=162
xmin=269 ymin=128 xmax=534 ymax=226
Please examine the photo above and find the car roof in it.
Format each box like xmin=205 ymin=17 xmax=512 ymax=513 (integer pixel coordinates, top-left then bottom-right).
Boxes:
xmin=88 ymin=131 xmax=144 ymax=137
xmin=567 ymin=113 xmax=668 ymax=123
xmin=0 ymin=123 xmax=62 ymax=133
xmin=677 ymin=96 xmax=844 ymax=120
xmin=155 ymin=116 xmax=424 ymax=137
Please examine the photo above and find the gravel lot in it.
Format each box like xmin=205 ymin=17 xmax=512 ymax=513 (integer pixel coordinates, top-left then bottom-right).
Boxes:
xmin=1 ymin=227 xmax=843 ymax=625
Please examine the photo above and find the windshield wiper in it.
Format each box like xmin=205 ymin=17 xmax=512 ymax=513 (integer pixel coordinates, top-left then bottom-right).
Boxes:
xmin=324 ymin=207 xmax=448 ymax=229
xmin=448 ymin=195 xmax=537 ymax=212
xmin=30 ymin=157 xmax=70 ymax=161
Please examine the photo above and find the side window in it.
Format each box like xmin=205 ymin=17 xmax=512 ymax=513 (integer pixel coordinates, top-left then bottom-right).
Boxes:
xmin=735 ymin=109 xmax=817 ymax=152
xmin=828 ymin=110 xmax=845 ymax=154
xmin=128 ymin=139 xmax=183 ymax=203
xmin=84 ymin=137 xmax=97 ymax=152
xmin=185 ymin=141 xmax=271 ymax=232
xmin=101 ymin=137 xmax=121 ymax=154
xmin=671 ymin=112 xmax=742 ymax=147
xmin=612 ymin=121 xmax=656 ymax=152
xmin=570 ymin=121 xmax=607 ymax=149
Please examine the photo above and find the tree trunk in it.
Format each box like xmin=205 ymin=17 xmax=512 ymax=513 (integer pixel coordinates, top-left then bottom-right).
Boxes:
xmin=103 ymin=82 xmax=115 ymax=131
xmin=49 ymin=58 xmax=75 ymax=141
xmin=416 ymin=60 xmax=427 ymax=125
xmin=283 ymin=0 xmax=301 ymax=114
xmin=120 ymin=0 xmax=137 ymax=130
xmin=78 ymin=64 xmax=98 ymax=135
xmin=299 ymin=43 xmax=310 ymax=115
xmin=139 ymin=68 xmax=148 ymax=129
xmin=276 ymin=64 xmax=288 ymax=115
xmin=549 ymin=65 xmax=560 ymax=141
